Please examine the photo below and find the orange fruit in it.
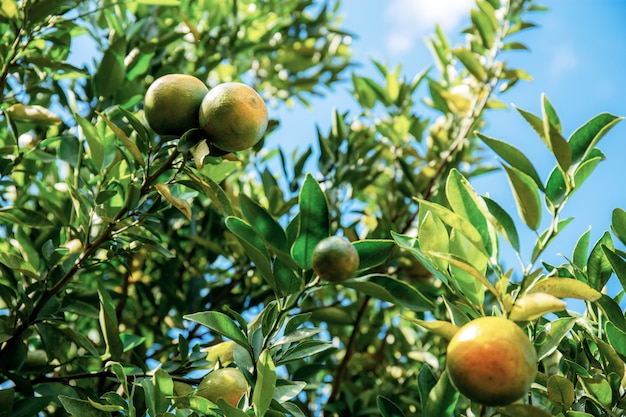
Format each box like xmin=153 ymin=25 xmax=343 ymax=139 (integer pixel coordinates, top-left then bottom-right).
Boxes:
xmin=312 ymin=237 xmax=360 ymax=282
xmin=446 ymin=316 xmax=537 ymax=406
xmin=198 ymin=82 xmax=268 ymax=152
xmin=197 ymin=367 xmax=247 ymax=407
xmin=144 ymin=74 xmax=208 ymax=136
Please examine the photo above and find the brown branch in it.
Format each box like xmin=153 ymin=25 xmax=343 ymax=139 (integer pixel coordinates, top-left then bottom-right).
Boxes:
xmin=327 ymin=294 xmax=371 ymax=404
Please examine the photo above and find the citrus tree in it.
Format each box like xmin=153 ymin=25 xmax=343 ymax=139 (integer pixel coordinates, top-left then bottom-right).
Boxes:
xmin=0 ymin=0 xmax=624 ymax=416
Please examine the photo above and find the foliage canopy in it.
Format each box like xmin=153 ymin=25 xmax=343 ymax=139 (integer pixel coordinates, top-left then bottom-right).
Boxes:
xmin=0 ymin=0 xmax=624 ymax=416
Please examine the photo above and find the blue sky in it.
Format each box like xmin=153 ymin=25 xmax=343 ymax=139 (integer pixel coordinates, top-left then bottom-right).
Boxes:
xmin=272 ymin=1 xmax=626 ymax=275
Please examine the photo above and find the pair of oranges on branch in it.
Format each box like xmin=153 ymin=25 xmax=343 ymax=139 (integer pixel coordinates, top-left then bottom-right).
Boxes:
xmin=144 ymin=74 xmax=268 ymax=153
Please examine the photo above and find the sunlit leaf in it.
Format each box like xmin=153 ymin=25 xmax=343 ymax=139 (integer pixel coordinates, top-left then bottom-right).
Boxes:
xmin=5 ymin=103 xmax=62 ymax=125
xmin=342 ymin=273 xmax=435 ymax=311
xmin=508 ymin=292 xmax=566 ymax=322
xmin=240 ymin=194 xmax=288 ymax=253
xmin=471 ymin=8 xmax=495 ymax=49
xmin=579 ymin=376 xmax=612 ymax=406
xmin=587 ymin=231 xmax=613 ymax=291
xmin=536 ymin=317 xmax=576 ymax=360
xmin=76 ymin=114 xmax=104 ymax=169
xmin=547 ymin=374 xmax=575 ymax=407
xmin=452 ymin=48 xmax=486 ymax=81
xmin=403 ymin=317 xmax=459 ymax=340
xmin=416 ymin=199 xmax=485 ymax=254
xmin=569 ymin=113 xmax=623 ymax=165
xmin=483 ymin=197 xmax=520 ymax=253
xmin=184 ymin=311 xmax=249 ymax=350
xmin=58 ymin=396 xmax=111 ymax=417
xmin=503 ymin=165 xmax=541 ymax=230
xmin=528 ymin=277 xmax=601 ymax=301
xmin=226 ymin=216 xmax=275 ymax=290
xmin=291 ymin=174 xmax=329 ymax=269
xmin=476 ymin=132 xmax=542 ymax=188
xmin=155 ymin=183 xmax=192 ymax=221
xmin=253 ymin=350 xmax=276 ymax=417
xmin=424 ymin=369 xmax=458 ymax=417
xmin=446 ymin=169 xmax=493 ymax=257
xmin=353 ymin=239 xmax=395 ymax=272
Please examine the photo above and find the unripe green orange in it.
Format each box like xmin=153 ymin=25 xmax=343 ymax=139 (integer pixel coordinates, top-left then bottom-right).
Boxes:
xmin=144 ymin=74 xmax=209 ymax=136
xmin=311 ymin=236 xmax=359 ymax=282
xmin=197 ymin=367 xmax=247 ymax=407
xmin=199 ymin=82 xmax=268 ymax=152
xmin=446 ymin=316 xmax=537 ymax=406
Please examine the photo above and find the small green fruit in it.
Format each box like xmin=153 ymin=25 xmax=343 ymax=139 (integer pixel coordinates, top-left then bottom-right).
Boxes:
xmin=311 ymin=236 xmax=359 ymax=282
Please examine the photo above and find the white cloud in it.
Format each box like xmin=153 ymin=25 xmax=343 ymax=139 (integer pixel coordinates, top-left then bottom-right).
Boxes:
xmin=549 ymin=44 xmax=579 ymax=79
xmin=384 ymin=0 xmax=475 ymax=55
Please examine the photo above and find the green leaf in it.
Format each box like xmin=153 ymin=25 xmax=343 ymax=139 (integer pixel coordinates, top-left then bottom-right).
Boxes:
xmin=503 ymin=165 xmax=542 ymax=230
xmin=542 ymin=95 xmax=572 ymax=172
xmin=569 ymin=113 xmax=623 ymax=165
xmin=536 ymin=317 xmax=577 ymax=360
xmin=391 ymin=231 xmax=450 ymax=284
xmin=579 ymin=376 xmax=612 ymax=406
xmin=117 ymin=106 xmax=150 ymax=147
xmin=544 ymin=165 xmax=567 ymax=209
xmin=353 ymin=239 xmax=395 ymax=272
xmin=0 ymin=207 xmax=52 ymax=228
xmin=418 ymin=210 xmax=450 ymax=272
xmin=452 ymin=48 xmax=486 ymax=81
xmin=377 ymin=396 xmax=406 ymax=417
xmin=240 ymin=194 xmax=288 ymax=253
xmin=226 ymin=216 xmax=275 ymax=290
xmin=470 ymin=8 xmax=495 ymax=49
xmin=58 ymin=396 xmax=112 ymax=417
xmin=154 ymin=368 xmax=174 ymax=413
xmin=606 ymin=320 xmax=626 ymax=359
xmin=0 ymin=251 xmax=38 ymax=279
xmin=572 ymin=228 xmax=591 ymax=270
xmin=587 ymin=231 xmax=613 ymax=291
xmin=253 ymin=350 xmax=276 ymax=417
xmin=97 ymin=111 xmax=145 ymax=167
xmin=135 ymin=0 xmax=180 ymax=5
xmin=276 ymin=340 xmax=333 ymax=364
xmin=547 ymin=374 xmax=575 ymax=407
xmin=445 ymin=169 xmax=493 ymax=257
xmin=12 ymin=396 xmax=57 ymax=417
xmin=476 ymin=132 xmax=542 ymax=188
xmin=184 ymin=311 xmax=249 ymax=350
xmin=94 ymin=36 xmax=126 ymax=98
xmin=515 ymin=105 xmax=547 ymax=147
xmin=342 ymin=273 xmax=434 ymax=311
xmin=76 ymin=114 xmax=104 ymax=169
xmin=273 ymin=258 xmax=304 ymax=297
xmin=291 ymin=174 xmax=329 ymax=269
xmin=425 ymin=369 xmax=458 ymax=417
xmin=417 ymin=365 xmax=437 ymax=417
xmin=273 ymin=379 xmax=307 ymax=403
xmin=98 ymin=283 xmax=123 ymax=361
xmin=483 ymin=197 xmax=520 ymax=253
xmin=495 ymin=404 xmax=553 ymax=417
xmin=595 ymin=338 xmax=625 ymax=380
xmin=612 ymin=208 xmax=626 ymax=247
xmin=430 ymin=250 xmax=496 ymax=300
xmin=601 ymin=246 xmax=626 ymax=293
xmin=573 ymin=149 xmax=603 ymax=189
xmin=416 ymin=199 xmax=485 ymax=254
